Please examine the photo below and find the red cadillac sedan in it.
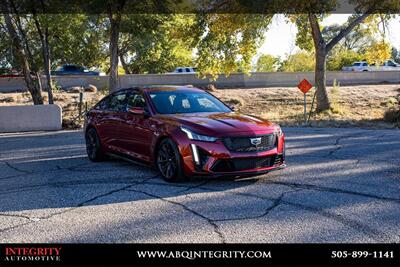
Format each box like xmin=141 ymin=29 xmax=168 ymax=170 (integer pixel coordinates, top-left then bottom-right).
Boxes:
xmin=84 ymin=86 xmax=285 ymax=182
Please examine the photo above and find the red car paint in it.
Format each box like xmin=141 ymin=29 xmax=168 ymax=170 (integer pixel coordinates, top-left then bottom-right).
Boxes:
xmin=85 ymin=86 xmax=285 ymax=178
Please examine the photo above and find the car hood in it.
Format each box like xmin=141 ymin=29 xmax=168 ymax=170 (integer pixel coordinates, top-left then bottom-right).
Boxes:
xmin=161 ymin=112 xmax=277 ymax=136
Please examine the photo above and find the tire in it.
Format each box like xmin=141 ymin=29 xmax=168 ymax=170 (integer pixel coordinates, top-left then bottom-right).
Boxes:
xmin=156 ymin=138 xmax=186 ymax=182
xmin=85 ymin=128 xmax=106 ymax=162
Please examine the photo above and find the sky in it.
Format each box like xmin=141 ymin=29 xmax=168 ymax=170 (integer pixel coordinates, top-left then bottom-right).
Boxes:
xmin=258 ymin=14 xmax=400 ymax=59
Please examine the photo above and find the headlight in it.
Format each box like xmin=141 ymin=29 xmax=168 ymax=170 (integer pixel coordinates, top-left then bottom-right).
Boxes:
xmin=181 ymin=127 xmax=217 ymax=142
xmin=276 ymin=126 xmax=283 ymax=136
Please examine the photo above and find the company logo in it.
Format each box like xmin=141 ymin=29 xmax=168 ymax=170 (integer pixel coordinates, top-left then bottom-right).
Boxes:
xmin=250 ymin=137 xmax=262 ymax=146
xmin=2 ymin=247 xmax=62 ymax=263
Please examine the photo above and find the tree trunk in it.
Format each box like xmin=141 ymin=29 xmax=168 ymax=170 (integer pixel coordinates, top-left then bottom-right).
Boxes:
xmin=1 ymin=3 xmax=43 ymax=105
xmin=43 ymin=41 xmax=54 ymax=104
xmin=33 ymin=12 xmax=54 ymax=104
xmin=308 ymin=14 xmax=331 ymax=112
xmin=315 ymin=47 xmax=330 ymax=112
xmin=108 ymin=13 xmax=121 ymax=93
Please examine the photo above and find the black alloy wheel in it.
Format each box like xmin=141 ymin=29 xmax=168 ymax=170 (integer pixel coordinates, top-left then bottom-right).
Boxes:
xmin=85 ymin=128 xmax=106 ymax=162
xmin=156 ymin=138 xmax=185 ymax=182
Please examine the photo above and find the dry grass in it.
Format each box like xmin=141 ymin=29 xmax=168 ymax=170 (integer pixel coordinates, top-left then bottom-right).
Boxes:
xmin=1 ymin=84 xmax=400 ymax=129
xmin=213 ymin=84 xmax=400 ymax=129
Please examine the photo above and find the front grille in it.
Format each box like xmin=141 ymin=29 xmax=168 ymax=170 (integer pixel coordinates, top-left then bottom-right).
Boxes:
xmin=222 ymin=134 xmax=276 ymax=152
xmin=211 ymin=155 xmax=275 ymax=172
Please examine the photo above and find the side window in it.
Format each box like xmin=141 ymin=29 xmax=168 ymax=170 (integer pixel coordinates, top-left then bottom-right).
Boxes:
xmin=177 ymin=68 xmax=183 ymax=73
xmin=109 ymin=92 xmax=127 ymax=111
xmin=126 ymin=92 xmax=146 ymax=109
xmin=64 ymin=65 xmax=77 ymax=72
xmin=95 ymin=96 xmax=110 ymax=110
xmin=185 ymin=68 xmax=191 ymax=73
xmin=197 ymin=97 xmax=218 ymax=109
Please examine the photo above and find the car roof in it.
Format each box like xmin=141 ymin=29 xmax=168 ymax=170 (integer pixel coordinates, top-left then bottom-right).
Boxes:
xmin=116 ymin=85 xmax=204 ymax=93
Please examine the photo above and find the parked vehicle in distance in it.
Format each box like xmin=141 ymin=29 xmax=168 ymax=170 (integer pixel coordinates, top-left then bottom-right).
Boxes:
xmin=0 ymin=68 xmax=23 ymax=78
xmin=374 ymin=59 xmax=400 ymax=69
xmin=170 ymin=67 xmax=197 ymax=74
xmin=342 ymin=60 xmax=400 ymax=71
xmin=342 ymin=61 xmax=369 ymax=71
xmin=84 ymin=86 xmax=286 ymax=182
xmin=51 ymin=64 xmax=105 ymax=76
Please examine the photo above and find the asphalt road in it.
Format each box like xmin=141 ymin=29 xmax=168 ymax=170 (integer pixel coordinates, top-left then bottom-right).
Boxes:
xmin=0 ymin=127 xmax=399 ymax=243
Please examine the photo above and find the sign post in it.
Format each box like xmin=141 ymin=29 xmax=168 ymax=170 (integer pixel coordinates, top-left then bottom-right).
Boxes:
xmin=297 ymin=79 xmax=313 ymax=125
xmin=304 ymin=93 xmax=307 ymax=122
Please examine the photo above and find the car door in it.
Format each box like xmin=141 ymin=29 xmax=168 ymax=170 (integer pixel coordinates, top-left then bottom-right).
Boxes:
xmin=90 ymin=95 xmax=111 ymax=144
xmin=118 ymin=91 xmax=154 ymax=162
xmin=96 ymin=91 xmax=128 ymax=152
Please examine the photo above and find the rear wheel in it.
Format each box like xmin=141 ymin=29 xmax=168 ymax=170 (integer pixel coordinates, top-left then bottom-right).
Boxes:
xmin=156 ymin=138 xmax=185 ymax=182
xmin=85 ymin=128 xmax=106 ymax=162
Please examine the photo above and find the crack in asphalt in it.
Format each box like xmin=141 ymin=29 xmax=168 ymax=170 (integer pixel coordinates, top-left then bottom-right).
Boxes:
xmin=158 ymin=179 xmax=395 ymax=242
xmin=213 ymin=189 xmax=302 ymax=222
xmin=0 ymin=159 xmax=136 ymax=181
xmin=1 ymin=172 xmax=398 ymax=242
xmin=266 ymin=181 xmax=400 ymax=204
xmin=0 ymin=213 xmax=32 ymax=220
xmin=324 ymin=133 xmax=362 ymax=159
xmin=4 ymin=161 xmax=32 ymax=174
xmin=212 ymin=188 xmax=392 ymax=242
xmin=176 ymin=180 xmax=212 ymax=194
xmin=1 ymin=129 xmax=399 ymax=242
xmin=125 ymin=188 xmax=227 ymax=243
xmin=123 ymin=182 xmax=391 ymax=242
xmin=0 ymin=174 xmax=161 ymax=235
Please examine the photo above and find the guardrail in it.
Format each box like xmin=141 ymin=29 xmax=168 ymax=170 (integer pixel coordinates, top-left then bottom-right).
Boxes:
xmin=1 ymin=71 xmax=400 ymax=92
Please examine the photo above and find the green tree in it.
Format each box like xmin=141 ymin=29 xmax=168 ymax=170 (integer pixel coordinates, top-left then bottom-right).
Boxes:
xmin=1 ymin=1 xmax=44 ymax=105
xmin=255 ymin=54 xmax=280 ymax=72
xmin=322 ymin=23 xmax=375 ymax=53
xmin=279 ymin=52 xmax=315 ymax=72
xmin=327 ymin=49 xmax=363 ymax=70
xmin=49 ymin=14 xmax=108 ymax=70
xmin=196 ymin=13 xmax=273 ymax=78
xmin=289 ymin=2 xmax=395 ymax=112
xmin=119 ymin=14 xmax=200 ymax=74
xmin=365 ymin=40 xmax=392 ymax=66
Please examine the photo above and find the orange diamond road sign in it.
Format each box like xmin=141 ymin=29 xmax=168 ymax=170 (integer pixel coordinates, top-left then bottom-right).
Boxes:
xmin=297 ymin=79 xmax=313 ymax=94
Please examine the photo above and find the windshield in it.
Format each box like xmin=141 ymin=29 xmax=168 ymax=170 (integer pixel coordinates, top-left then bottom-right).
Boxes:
xmin=148 ymin=90 xmax=232 ymax=114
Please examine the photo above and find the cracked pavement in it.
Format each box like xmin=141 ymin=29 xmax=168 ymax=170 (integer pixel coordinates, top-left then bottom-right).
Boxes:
xmin=0 ymin=127 xmax=399 ymax=243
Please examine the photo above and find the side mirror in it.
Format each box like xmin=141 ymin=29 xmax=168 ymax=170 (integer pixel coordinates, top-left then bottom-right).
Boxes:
xmin=128 ymin=107 xmax=148 ymax=116
xmin=128 ymin=107 xmax=145 ymax=115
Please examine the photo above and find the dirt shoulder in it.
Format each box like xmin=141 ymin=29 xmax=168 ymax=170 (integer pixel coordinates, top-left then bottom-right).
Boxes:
xmin=1 ymin=84 xmax=399 ymax=129
xmin=213 ymin=84 xmax=400 ymax=129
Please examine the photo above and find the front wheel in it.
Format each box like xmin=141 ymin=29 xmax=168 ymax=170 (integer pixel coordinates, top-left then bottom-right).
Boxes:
xmin=85 ymin=128 xmax=106 ymax=162
xmin=156 ymin=138 xmax=186 ymax=182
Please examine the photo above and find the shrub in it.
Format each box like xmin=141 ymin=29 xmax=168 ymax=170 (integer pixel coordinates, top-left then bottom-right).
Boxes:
xmin=384 ymin=93 xmax=400 ymax=126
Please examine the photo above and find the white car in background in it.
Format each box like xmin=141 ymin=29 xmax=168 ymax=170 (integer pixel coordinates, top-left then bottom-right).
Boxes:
xmin=342 ymin=60 xmax=400 ymax=71
xmin=342 ymin=61 xmax=370 ymax=71
xmin=170 ymin=67 xmax=197 ymax=74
